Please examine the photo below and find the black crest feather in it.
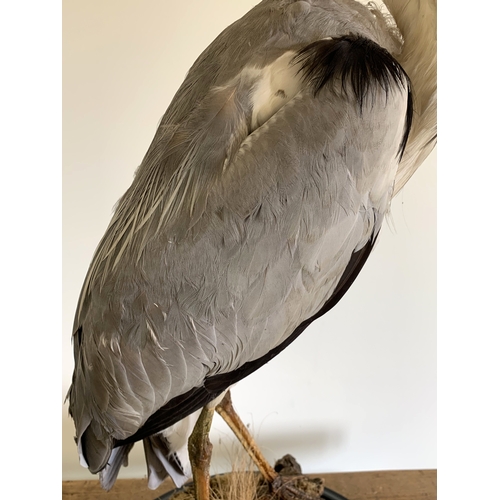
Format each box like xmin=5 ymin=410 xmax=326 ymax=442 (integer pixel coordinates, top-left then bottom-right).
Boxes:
xmin=293 ymin=35 xmax=413 ymax=160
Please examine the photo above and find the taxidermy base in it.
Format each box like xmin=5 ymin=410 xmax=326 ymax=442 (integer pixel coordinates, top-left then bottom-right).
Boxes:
xmin=159 ymin=455 xmax=348 ymax=500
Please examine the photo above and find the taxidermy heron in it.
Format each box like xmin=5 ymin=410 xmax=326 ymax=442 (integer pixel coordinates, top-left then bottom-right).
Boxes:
xmin=67 ymin=0 xmax=436 ymax=498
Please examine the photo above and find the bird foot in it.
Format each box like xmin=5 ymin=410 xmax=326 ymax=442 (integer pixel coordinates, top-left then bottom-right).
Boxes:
xmin=269 ymin=474 xmax=324 ymax=500
xmin=259 ymin=454 xmax=325 ymax=500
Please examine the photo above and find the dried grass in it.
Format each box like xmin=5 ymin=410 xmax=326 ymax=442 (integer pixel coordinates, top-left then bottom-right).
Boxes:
xmin=166 ymin=453 xmax=324 ymax=500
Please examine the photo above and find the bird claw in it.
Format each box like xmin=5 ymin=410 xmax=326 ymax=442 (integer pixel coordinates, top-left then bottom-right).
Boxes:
xmin=270 ymin=474 xmax=325 ymax=500
xmin=258 ymin=455 xmax=324 ymax=500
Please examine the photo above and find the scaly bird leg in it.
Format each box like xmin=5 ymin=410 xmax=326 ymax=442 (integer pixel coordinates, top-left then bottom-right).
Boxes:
xmin=215 ymin=390 xmax=278 ymax=483
xmin=215 ymin=391 xmax=323 ymax=500
xmin=188 ymin=405 xmax=215 ymax=500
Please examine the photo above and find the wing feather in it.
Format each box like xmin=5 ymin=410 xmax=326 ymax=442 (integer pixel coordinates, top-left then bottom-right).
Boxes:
xmin=68 ymin=0 xmax=412 ymax=484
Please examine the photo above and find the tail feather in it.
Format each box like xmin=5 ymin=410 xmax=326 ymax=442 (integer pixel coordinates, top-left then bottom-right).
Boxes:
xmin=144 ymin=435 xmax=190 ymax=489
xmin=99 ymin=443 xmax=134 ymax=491
xmin=92 ymin=432 xmax=191 ymax=491
xmin=77 ymin=412 xmax=199 ymax=490
xmin=143 ymin=437 xmax=169 ymax=490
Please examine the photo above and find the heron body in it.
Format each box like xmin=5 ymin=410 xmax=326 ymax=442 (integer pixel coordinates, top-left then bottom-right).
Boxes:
xmin=67 ymin=0 xmax=436 ymax=492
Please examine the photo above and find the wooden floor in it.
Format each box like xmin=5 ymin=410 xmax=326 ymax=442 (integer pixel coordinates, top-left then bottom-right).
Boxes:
xmin=62 ymin=470 xmax=436 ymax=500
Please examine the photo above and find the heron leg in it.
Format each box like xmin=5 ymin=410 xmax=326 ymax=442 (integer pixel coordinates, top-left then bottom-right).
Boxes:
xmin=215 ymin=390 xmax=278 ymax=483
xmin=188 ymin=405 xmax=215 ymax=500
xmin=215 ymin=391 xmax=323 ymax=500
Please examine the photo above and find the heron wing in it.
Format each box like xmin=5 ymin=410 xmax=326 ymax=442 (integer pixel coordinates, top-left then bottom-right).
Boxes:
xmin=115 ymin=36 xmax=411 ymax=444
xmin=68 ymin=1 xmax=411 ymax=475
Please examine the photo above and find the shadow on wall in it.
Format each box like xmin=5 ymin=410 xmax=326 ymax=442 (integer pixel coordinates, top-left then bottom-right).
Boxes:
xmin=210 ymin=425 xmax=345 ymax=473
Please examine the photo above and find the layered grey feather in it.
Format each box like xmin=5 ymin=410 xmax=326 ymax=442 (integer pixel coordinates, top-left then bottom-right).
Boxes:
xmin=67 ymin=0 xmax=434 ymax=490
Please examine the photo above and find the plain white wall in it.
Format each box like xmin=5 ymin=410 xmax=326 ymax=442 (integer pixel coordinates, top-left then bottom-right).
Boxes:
xmin=62 ymin=0 xmax=436 ymax=482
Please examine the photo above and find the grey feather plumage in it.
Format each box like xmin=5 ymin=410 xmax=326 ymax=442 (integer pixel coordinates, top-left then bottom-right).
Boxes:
xmin=67 ymin=0 xmax=435 ymax=491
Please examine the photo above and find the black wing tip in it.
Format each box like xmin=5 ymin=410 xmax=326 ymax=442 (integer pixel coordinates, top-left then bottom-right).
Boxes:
xmin=293 ymin=35 xmax=413 ymax=160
